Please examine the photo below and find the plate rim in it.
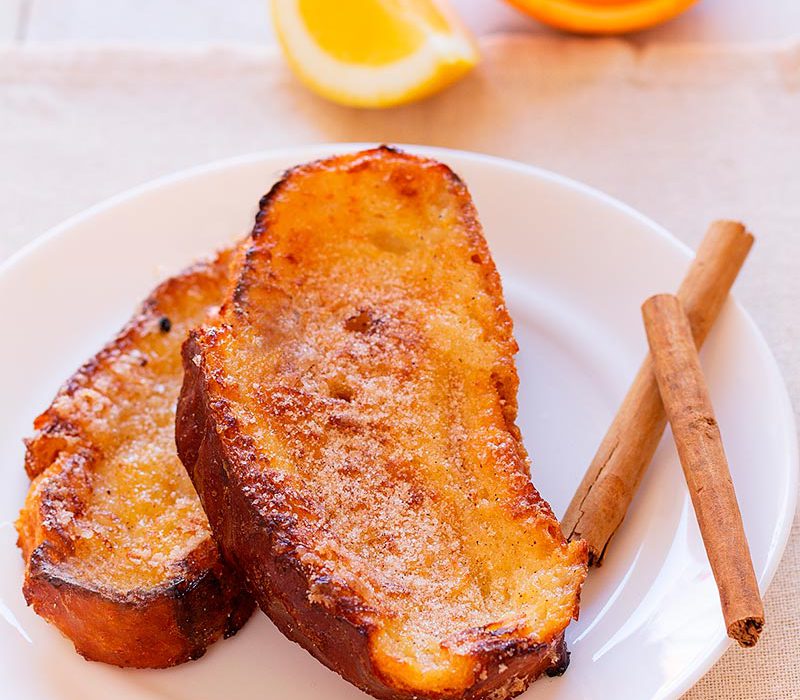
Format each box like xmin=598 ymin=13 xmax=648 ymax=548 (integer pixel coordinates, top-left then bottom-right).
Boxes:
xmin=2 ymin=142 xmax=797 ymax=700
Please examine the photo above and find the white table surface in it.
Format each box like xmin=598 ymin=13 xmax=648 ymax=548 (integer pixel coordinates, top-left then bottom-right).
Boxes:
xmin=1 ymin=0 xmax=800 ymax=45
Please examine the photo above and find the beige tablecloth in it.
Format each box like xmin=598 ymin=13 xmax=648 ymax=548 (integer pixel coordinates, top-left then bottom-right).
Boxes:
xmin=1 ymin=36 xmax=798 ymax=699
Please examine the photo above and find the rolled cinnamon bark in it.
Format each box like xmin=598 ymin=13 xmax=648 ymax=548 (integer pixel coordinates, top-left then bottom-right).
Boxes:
xmin=562 ymin=221 xmax=754 ymax=565
xmin=642 ymin=294 xmax=763 ymax=648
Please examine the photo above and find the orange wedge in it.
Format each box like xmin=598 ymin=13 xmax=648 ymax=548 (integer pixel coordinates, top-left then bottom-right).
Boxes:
xmin=271 ymin=0 xmax=478 ymax=108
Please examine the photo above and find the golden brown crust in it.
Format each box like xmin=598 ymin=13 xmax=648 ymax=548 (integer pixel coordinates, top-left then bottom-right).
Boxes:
xmin=178 ymin=356 xmax=571 ymax=698
xmin=178 ymin=147 xmax=587 ymax=698
xmin=17 ymin=250 xmax=253 ymax=668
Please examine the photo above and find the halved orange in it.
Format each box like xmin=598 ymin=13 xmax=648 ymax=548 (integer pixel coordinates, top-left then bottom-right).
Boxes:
xmin=504 ymin=0 xmax=699 ymax=35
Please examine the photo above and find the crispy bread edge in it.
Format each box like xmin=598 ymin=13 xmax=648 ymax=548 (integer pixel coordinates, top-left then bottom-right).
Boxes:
xmin=21 ymin=533 xmax=253 ymax=667
xmin=16 ymin=250 xmax=254 ymax=668
xmin=177 ymin=148 xmax=583 ymax=697
xmin=178 ymin=331 xmax=570 ymax=699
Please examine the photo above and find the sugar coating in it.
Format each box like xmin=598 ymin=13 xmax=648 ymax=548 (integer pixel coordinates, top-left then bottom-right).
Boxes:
xmin=202 ymin=150 xmax=587 ymax=676
xmin=22 ymin=254 xmax=232 ymax=592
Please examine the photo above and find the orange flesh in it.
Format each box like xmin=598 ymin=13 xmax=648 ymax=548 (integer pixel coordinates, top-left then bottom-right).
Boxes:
xmin=297 ymin=0 xmax=452 ymax=66
xmin=204 ymin=151 xmax=586 ymax=687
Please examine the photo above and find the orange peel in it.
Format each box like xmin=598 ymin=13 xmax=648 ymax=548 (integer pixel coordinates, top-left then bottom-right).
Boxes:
xmin=504 ymin=0 xmax=699 ymax=35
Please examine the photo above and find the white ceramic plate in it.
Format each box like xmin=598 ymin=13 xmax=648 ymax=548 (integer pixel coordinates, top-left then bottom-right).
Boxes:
xmin=0 ymin=145 xmax=795 ymax=700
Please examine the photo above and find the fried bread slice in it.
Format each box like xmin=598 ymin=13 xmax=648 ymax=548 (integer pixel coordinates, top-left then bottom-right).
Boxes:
xmin=17 ymin=249 xmax=253 ymax=668
xmin=177 ymin=147 xmax=588 ymax=699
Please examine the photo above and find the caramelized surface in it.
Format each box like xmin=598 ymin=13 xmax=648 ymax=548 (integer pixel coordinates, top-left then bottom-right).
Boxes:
xmin=190 ymin=148 xmax=587 ymax=694
xmin=17 ymin=250 xmax=252 ymax=667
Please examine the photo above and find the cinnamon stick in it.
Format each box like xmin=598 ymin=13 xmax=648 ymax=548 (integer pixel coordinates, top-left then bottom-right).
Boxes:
xmin=642 ymin=294 xmax=764 ymax=647
xmin=562 ymin=220 xmax=754 ymax=565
